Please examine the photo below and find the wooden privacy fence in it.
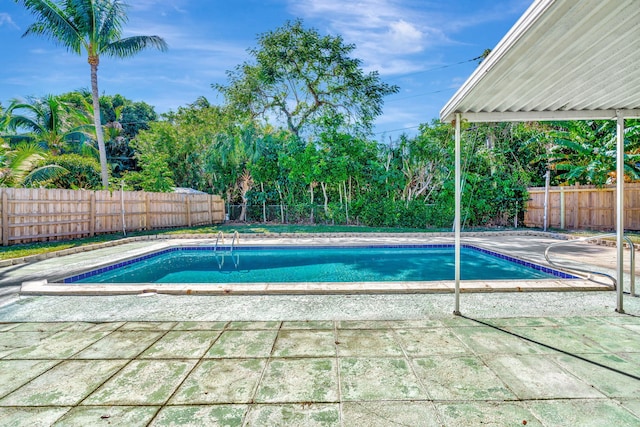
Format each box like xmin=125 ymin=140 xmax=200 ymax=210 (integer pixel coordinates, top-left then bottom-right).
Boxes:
xmin=524 ymin=183 xmax=640 ymax=231
xmin=0 ymin=188 xmax=225 ymax=246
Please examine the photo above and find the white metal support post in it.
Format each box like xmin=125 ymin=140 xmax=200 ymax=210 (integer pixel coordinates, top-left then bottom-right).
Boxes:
xmin=616 ymin=111 xmax=625 ymax=313
xmin=454 ymin=113 xmax=462 ymax=315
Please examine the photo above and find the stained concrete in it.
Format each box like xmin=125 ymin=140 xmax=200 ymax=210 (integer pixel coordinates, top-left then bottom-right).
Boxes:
xmin=0 ymin=317 xmax=638 ymax=426
xmin=0 ymin=233 xmax=639 ymax=425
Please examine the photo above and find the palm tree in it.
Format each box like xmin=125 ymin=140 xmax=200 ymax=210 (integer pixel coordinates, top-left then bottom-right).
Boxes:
xmin=0 ymin=141 xmax=65 ymax=187
xmin=16 ymin=0 xmax=168 ymax=189
xmin=6 ymin=95 xmax=93 ymax=155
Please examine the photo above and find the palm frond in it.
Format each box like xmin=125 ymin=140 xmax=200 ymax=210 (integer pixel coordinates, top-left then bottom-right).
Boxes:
xmin=20 ymin=0 xmax=83 ymax=53
xmin=65 ymin=0 xmax=95 ymax=35
xmin=7 ymin=114 xmax=43 ymax=135
xmin=103 ymin=35 xmax=168 ymax=57
xmin=96 ymin=0 xmax=125 ymax=44
xmin=23 ymin=164 xmax=68 ymax=187
xmin=552 ymin=138 xmax=592 ymax=155
xmin=0 ymin=142 xmax=45 ymax=185
xmin=79 ymin=140 xmax=99 ymax=159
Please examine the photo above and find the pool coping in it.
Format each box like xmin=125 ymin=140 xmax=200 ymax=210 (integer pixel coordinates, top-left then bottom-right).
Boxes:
xmin=19 ymin=239 xmax=612 ymax=296
xmin=20 ymin=277 xmax=608 ymax=296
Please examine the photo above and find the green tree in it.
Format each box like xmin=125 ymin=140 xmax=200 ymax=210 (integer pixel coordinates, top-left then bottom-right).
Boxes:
xmin=209 ymin=122 xmax=265 ymax=221
xmin=16 ymin=0 xmax=168 ymax=189
xmin=398 ymin=122 xmax=452 ymax=205
xmin=215 ymin=19 xmax=398 ymax=138
xmin=248 ymin=130 xmax=300 ymax=222
xmin=125 ymin=139 xmax=174 ymax=192
xmin=282 ymin=141 xmax=323 ymax=223
xmin=545 ymin=120 xmax=640 ymax=186
xmin=314 ymin=119 xmax=379 ymax=223
xmin=6 ymin=95 xmax=93 ymax=155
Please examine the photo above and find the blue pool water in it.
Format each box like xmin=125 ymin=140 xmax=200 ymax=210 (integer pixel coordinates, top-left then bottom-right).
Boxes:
xmin=66 ymin=245 xmax=576 ymax=284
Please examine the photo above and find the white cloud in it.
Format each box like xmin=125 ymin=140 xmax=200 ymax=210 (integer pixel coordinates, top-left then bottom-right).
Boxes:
xmin=287 ymin=0 xmax=447 ymax=75
xmin=287 ymin=0 xmax=526 ymax=78
xmin=388 ymin=20 xmax=423 ymax=51
xmin=363 ymin=58 xmax=426 ymax=76
xmin=123 ymin=20 xmax=247 ymax=62
xmin=0 ymin=13 xmax=19 ymax=29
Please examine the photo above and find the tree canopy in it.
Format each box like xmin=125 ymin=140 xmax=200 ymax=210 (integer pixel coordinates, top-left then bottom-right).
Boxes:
xmin=215 ymin=19 xmax=399 ymax=139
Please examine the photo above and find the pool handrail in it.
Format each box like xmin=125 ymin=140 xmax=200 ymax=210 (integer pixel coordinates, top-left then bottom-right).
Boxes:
xmin=230 ymin=231 xmax=240 ymax=268
xmin=544 ymin=233 xmax=636 ymax=313
xmin=230 ymin=231 xmax=239 ymax=254
xmin=214 ymin=231 xmax=224 ymax=252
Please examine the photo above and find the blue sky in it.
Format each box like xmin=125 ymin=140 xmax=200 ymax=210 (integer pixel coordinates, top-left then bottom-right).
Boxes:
xmin=0 ymin=0 xmax=531 ymax=139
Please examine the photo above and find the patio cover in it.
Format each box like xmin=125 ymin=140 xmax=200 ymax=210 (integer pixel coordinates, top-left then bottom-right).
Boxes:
xmin=439 ymin=0 xmax=640 ymax=314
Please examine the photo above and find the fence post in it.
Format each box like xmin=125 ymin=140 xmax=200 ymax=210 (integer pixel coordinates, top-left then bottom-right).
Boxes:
xmin=574 ymin=183 xmax=580 ymax=229
xmin=207 ymin=195 xmax=213 ymax=225
xmin=186 ymin=196 xmax=192 ymax=227
xmin=89 ymin=193 xmax=96 ymax=237
xmin=543 ymin=170 xmax=550 ymax=231
xmin=612 ymin=185 xmax=617 ymax=232
xmin=1 ymin=189 xmax=7 ymax=246
xmin=560 ymin=186 xmax=565 ymax=229
xmin=145 ymin=193 xmax=151 ymax=230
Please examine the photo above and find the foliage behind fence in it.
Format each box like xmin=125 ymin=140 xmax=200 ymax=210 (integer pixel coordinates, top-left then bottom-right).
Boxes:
xmin=226 ymin=200 xmax=444 ymax=228
xmin=0 ymin=188 xmax=225 ymax=245
xmin=524 ymin=183 xmax=640 ymax=231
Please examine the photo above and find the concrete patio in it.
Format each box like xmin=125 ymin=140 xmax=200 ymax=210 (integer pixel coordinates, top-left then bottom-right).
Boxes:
xmin=0 ymin=312 xmax=639 ymax=426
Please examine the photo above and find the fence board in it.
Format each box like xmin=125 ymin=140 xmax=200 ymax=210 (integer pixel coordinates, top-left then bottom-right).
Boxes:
xmin=0 ymin=188 xmax=225 ymax=245
xmin=524 ymin=183 xmax=640 ymax=230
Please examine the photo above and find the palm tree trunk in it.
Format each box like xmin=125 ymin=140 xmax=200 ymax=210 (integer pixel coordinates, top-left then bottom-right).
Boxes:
xmin=90 ymin=61 xmax=110 ymax=189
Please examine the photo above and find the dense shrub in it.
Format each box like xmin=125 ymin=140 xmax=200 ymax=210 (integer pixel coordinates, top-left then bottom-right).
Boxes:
xmin=38 ymin=154 xmax=102 ymax=189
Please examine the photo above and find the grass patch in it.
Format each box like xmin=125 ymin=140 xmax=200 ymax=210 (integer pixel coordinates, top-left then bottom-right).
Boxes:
xmin=0 ymin=234 xmax=126 ymax=260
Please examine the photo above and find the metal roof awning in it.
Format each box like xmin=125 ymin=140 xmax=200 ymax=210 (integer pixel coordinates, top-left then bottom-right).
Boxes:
xmin=439 ymin=0 xmax=640 ymax=315
xmin=440 ymin=0 xmax=640 ymax=124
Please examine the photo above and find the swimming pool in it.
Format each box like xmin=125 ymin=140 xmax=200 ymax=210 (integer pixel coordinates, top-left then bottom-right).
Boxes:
xmin=65 ymin=245 xmax=577 ymax=284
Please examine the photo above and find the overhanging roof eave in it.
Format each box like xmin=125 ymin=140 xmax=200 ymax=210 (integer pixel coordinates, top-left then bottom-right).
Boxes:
xmin=439 ymin=0 xmax=640 ymax=126
xmin=449 ymin=109 xmax=640 ymax=124
xmin=439 ymin=0 xmax=556 ymax=124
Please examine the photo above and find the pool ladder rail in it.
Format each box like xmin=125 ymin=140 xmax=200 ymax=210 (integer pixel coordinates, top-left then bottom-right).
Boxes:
xmin=544 ymin=233 xmax=636 ymax=313
xmin=213 ymin=231 xmax=240 ymax=269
